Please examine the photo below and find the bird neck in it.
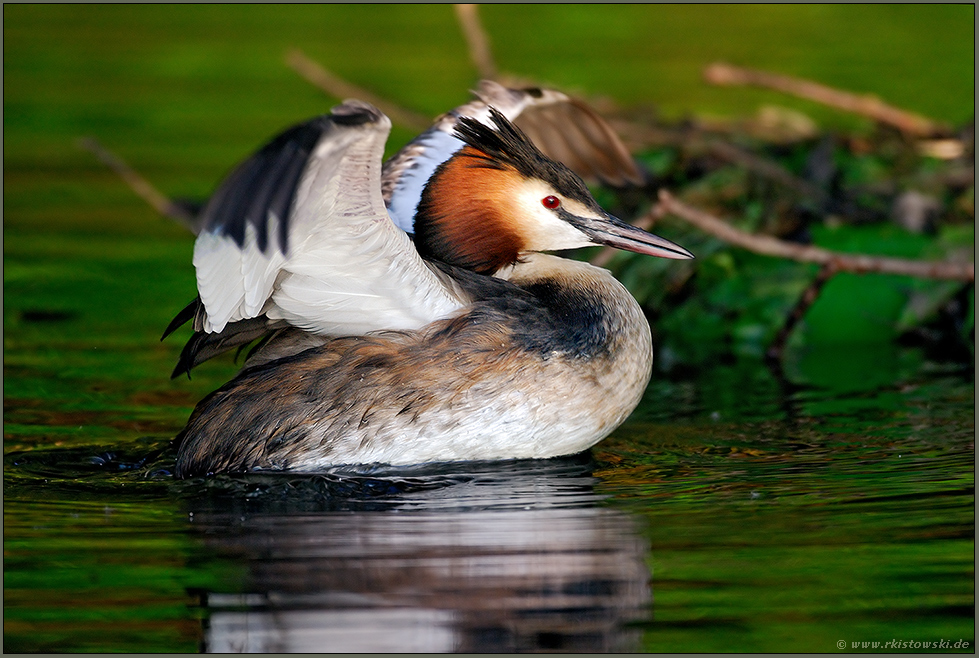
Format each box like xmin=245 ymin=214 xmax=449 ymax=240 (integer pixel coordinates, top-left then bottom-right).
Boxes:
xmin=413 ymin=146 xmax=526 ymax=275
xmin=493 ymin=253 xmax=652 ymax=367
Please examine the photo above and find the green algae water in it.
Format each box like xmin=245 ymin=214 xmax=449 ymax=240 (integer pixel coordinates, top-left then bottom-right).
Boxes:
xmin=4 ymin=5 xmax=974 ymax=653
xmin=4 ymin=351 xmax=974 ymax=652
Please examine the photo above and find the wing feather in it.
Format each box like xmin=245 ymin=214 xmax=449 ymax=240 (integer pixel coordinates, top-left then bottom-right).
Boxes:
xmin=512 ymin=97 xmax=645 ymax=187
xmin=192 ymin=100 xmax=467 ymax=337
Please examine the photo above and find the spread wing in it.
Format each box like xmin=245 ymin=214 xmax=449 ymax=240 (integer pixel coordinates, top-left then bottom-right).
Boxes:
xmin=382 ymin=80 xmax=645 ymax=233
xmin=477 ymin=80 xmax=644 ymax=188
xmin=510 ymin=94 xmax=645 ymax=189
xmin=192 ymin=100 xmax=468 ymax=338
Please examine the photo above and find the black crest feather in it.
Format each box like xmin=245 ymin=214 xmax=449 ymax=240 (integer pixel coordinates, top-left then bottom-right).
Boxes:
xmin=453 ymin=108 xmax=595 ymax=207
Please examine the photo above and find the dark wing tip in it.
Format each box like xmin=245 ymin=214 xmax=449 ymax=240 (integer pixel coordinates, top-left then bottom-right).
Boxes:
xmin=170 ymin=332 xmax=207 ymax=379
xmin=161 ymin=297 xmax=202 ymax=341
xmin=169 ymin=318 xmax=274 ymax=379
xmin=196 ymin=102 xmax=387 ymax=253
xmin=331 ymin=100 xmax=385 ymax=126
xmin=199 ymin=115 xmax=333 ymax=253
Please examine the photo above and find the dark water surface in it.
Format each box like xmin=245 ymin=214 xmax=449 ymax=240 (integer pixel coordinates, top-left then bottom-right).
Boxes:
xmin=4 ymin=348 xmax=974 ymax=652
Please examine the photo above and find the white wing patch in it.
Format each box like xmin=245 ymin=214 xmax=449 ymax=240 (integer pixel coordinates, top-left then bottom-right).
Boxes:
xmin=192 ymin=102 xmax=467 ymax=337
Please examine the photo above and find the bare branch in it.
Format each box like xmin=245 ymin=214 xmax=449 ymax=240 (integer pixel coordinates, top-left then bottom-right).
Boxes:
xmin=454 ymin=4 xmax=497 ymax=80
xmin=654 ymin=190 xmax=974 ymax=282
xmin=285 ymin=49 xmax=431 ymax=132
xmin=77 ymin=136 xmax=195 ymax=227
xmin=766 ymin=262 xmax=838 ymax=360
xmin=704 ymin=62 xmax=946 ymax=137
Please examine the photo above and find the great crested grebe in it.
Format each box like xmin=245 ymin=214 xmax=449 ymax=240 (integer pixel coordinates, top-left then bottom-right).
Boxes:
xmin=166 ymin=83 xmax=693 ymax=478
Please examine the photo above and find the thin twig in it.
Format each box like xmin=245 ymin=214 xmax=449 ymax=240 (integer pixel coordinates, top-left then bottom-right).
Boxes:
xmin=454 ymin=4 xmax=497 ymax=80
xmin=766 ymin=262 xmax=838 ymax=361
xmin=76 ymin=136 xmax=195 ymax=226
xmin=654 ymin=190 xmax=974 ymax=281
xmin=285 ymin=49 xmax=431 ymax=132
xmin=704 ymin=62 xmax=946 ymax=137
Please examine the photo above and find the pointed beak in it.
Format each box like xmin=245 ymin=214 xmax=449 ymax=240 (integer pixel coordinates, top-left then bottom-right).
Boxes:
xmin=571 ymin=211 xmax=694 ymax=260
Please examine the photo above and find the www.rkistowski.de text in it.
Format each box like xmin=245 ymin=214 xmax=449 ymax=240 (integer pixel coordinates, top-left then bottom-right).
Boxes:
xmin=837 ymin=639 xmax=971 ymax=650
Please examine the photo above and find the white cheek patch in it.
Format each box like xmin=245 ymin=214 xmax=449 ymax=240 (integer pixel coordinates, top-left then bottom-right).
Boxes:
xmin=513 ymin=181 xmax=598 ymax=252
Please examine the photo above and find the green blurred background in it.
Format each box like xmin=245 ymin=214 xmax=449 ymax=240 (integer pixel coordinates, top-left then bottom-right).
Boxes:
xmin=5 ymin=4 xmax=974 ymax=226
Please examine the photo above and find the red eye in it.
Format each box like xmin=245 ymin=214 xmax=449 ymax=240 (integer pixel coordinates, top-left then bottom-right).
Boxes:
xmin=542 ymin=195 xmax=561 ymax=209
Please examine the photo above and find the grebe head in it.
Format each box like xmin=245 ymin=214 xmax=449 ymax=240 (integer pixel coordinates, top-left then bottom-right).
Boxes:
xmin=413 ymin=107 xmax=693 ymax=274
